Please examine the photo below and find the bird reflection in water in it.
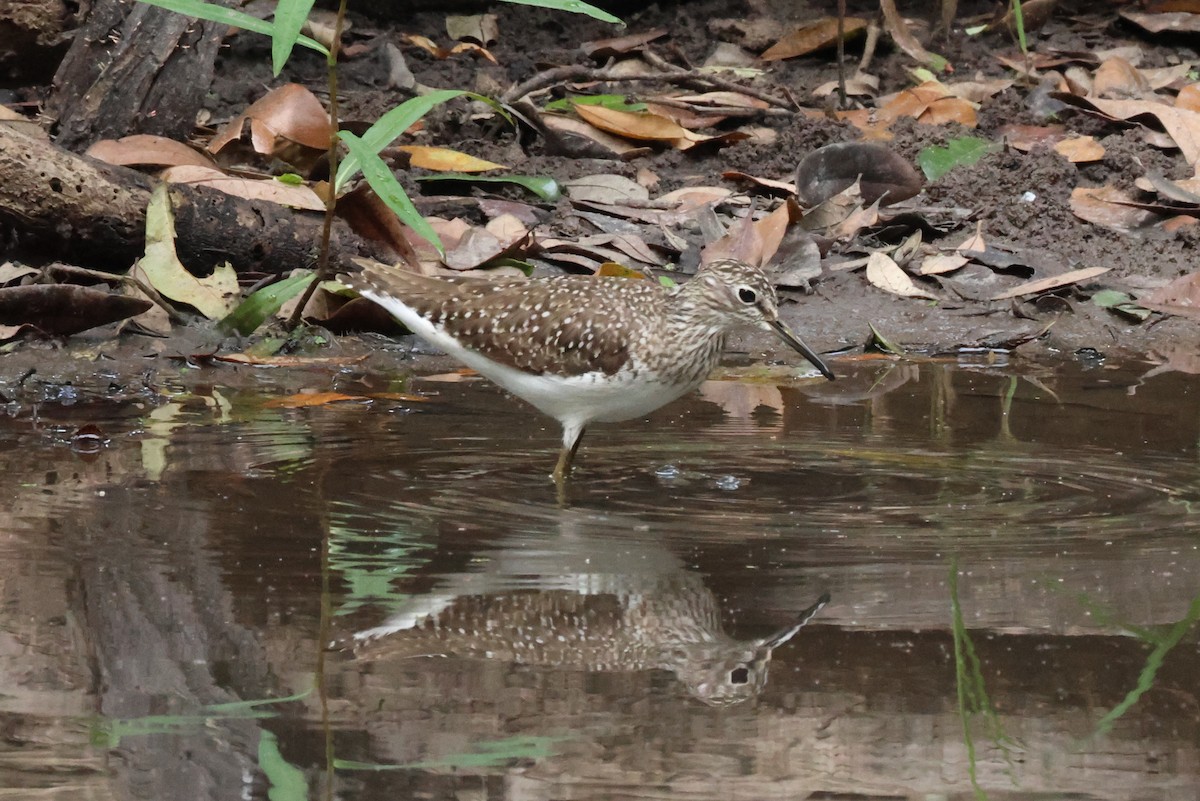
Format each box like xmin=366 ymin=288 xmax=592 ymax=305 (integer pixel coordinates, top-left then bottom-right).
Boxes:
xmin=347 ymin=530 xmax=829 ymax=707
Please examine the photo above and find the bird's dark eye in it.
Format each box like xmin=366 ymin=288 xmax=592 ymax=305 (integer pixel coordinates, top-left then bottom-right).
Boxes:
xmin=730 ymin=667 xmax=750 ymax=684
xmin=737 ymin=287 xmax=757 ymax=304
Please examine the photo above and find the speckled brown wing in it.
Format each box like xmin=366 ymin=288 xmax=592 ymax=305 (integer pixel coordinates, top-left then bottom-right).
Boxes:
xmin=344 ymin=260 xmax=670 ymax=378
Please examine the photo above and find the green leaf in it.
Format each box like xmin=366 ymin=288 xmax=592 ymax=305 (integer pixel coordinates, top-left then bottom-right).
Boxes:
xmin=334 ymin=91 xmax=514 ymax=193
xmin=657 ymin=275 xmax=677 ymax=288
xmin=271 ymin=0 xmax=317 ymax=74
xmin=1092 ymin=289 xmax=1152 ymax=322
xmin=259 ymin=730 xmax=309 ymax=801
xmin=334 ymin=90 xmax=467 ymax=192
xmin=219 ymin=270 xmax=313 ymax=336
xmin=415 ymin=172 xmax=563 ymax=202
xmin=866 ymin=322 xmax=905 ymax=355
xmin=134 ymin=0 xmax=328 ymax=56
xmin=544 ymin=95 xmax=647 ymax=113
xmin=276 ymin=173 xmax=304 ymax=186
xmin=497 ymin=0 xmax=621 ymax=24
xmin=339 ymin=131 xmax=444 ymax=253
xmin=917 ymin=136 xmax=1001 ymax=181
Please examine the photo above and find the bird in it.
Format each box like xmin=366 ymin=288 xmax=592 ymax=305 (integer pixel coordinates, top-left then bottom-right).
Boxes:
xmin=341 ymin=257 xmax=835 ymax=484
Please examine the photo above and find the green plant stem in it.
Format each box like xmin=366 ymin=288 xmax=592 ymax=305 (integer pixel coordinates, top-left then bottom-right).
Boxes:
xmin=287 ymin=0 xmax=348 ymax=330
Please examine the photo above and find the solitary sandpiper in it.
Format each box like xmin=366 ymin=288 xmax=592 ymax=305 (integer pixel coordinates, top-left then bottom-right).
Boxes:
xmin=342 ymin=257 xmax=835 ymax=483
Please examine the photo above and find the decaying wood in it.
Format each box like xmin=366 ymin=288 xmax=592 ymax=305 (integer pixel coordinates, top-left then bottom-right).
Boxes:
xmin=0 ymin=124 xmax=374 ymax=276
xmin=0 ymin=0 xmax=75 ymax=83
xmin=47 ymin=0 xmax=228 ymax=150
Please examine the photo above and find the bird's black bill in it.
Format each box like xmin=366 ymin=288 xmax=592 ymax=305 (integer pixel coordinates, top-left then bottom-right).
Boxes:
xmin=759 ymin=592 xmax=832 ymax=650
xmin=769 ymin=320 xmax=835 ymax=381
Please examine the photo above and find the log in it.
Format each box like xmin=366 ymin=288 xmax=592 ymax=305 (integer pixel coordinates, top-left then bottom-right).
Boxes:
xmin=0 ymin=123 xmax=375 ymax=276
xmin=46 ymin=0 xmax=228 ymax=150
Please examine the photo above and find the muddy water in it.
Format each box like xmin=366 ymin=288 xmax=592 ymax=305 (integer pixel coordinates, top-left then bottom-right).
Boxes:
xmin=0 ymin=356 xmax=1197 ymax=800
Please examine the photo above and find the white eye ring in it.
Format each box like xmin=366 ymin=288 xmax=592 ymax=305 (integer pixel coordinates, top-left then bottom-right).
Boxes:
xmin=737 ymin=287 xmax=757 ymax=304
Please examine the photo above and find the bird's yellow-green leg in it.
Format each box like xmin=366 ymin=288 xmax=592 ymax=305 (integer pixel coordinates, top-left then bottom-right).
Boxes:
xmin=552 ymin=424 xmax=586 ymax=485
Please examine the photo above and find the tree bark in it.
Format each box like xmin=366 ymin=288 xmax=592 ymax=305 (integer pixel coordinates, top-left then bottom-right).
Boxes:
xmin=47 ymin=0 xmax=227 ymax=150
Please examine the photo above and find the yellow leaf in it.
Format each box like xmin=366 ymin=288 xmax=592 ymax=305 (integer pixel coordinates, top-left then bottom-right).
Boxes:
xmin=135 ymin=184 xmax=239 ymax=320
xmin=573 ymin=104 xmax=689 ymax=141
xmin=398 ymin=145 xmax=505 ymax=172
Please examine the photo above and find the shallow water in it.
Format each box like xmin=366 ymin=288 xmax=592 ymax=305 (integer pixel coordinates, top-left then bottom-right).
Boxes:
xmin=0 ymin=355 xmax=1197 ymax=800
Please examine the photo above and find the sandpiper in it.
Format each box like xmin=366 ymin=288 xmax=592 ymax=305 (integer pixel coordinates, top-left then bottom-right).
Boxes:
xmin=342 ymin=257 xmax=835 ymax=483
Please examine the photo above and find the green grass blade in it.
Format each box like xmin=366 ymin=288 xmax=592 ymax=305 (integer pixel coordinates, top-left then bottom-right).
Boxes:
xmin=271 ymin=0 xmax=318 ymax=74
xmin=498 ymin=0 xmax=621 ymax=24
xmin=334 ymin=92 xmax=513 ymax=193
xmin=135 ymin=0 xmax=328 ymax=56
xmin=339 ymin=131 xmax=444 ymax=254
xmin=1093 ymin=593 xmax=1200 ymax=736
xmin=334 ymin=90 xmax=468 ymax=192
xmin=218 ymin=270 xmax=313 ymax=336
xmin=415 ymin=172 xmax=562 ymax=202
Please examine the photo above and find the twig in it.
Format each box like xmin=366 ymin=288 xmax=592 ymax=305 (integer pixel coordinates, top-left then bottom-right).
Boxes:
xmin=642 ymin=50 xmax=796 ymax=110
xmin=501 ymin=56 xmax=796 ymax=112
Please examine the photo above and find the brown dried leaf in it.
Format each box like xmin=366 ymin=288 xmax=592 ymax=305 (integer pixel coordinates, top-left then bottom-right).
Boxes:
xmin=1070 ymin=186 xmax=1158 ymax=231
xmin=1119 ymin=9 xmax=1200 ymax=35
xmin=1092 ymin=57 xmax=1151 ymax=99
xmin=582 ymin=27 xmax=668 ymax=58
xmin=86 ymin=135 xmax=215 ymax=168
xmin=573 ymin=104 xmax=690 ymax=141
xmin=162 ymin=165 xmax=325 ymax=211
xmin=264 ymin=392 xmax=368 ymax=408
xmin=760 ymin=16 xmax=868 ymax=61
xmin=212 ymin=353 xmax=369 ymax=367
xmin=541 ymin=114 xmax=651 ymax=159
xmin=918 ymin=253 xmax=969 ymax=275
xmin=209 ymin=84 xmax=331 ymax=156
xmin=1054 ymin=135 xmax=1105 ymax=163
xmin=1140 ymin=270 xmax=1200 ymax=318
xmin=989 ymin=266 xmax=1111 ymax=301
xmin=0 ymin=284 xmax=152 ymax=335
xmin=1053 ymin=93 xmax=1200 ymax=168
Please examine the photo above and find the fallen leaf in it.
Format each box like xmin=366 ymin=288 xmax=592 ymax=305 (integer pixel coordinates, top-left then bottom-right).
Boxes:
xmin=211 ymin=353 xmax=370 ymax=367
xmin=541 ymin=113 xmax=652 ymax=159
xmin=989 ymin=266 xmax=1111 ymax=301
xmin=0 ymin=284 xmax=153 ymax=335
xmin=134 ymin=183 xmax=240 ymax=320
xmin=1139 ymin=270 xmax=1200 ymax=318
xmin=918 ymin=253 xmax=969 ymax=275
xmin=760 ymin=16 xmax=868 ymax=61
xmin=1053 ymin=93 xmax=1200 ymax=169
xmin=265 ymin=392 xmax=368 ymax=408
xmin=1070 ymin=186 xmax=1157 ymax=231
xmin=1092 ymin=56 xmax=1151 ymax=99
xmin=1092 ymin=289 xmax=1152 ymax=321
xmin=86 ymin=135 xmax=215 ymax=168
xmin=1054 ymin=136 xmax=1105 ymax=163
xmin=446 ymin=13 xmax=498 ymax=46
xmin=866 ymin=251 xmax=937 ymax=299
xmin=573 ymin=104 xmax=690 ymax=141
xmin=562 ymin=174 xmax=650 ymax=204
xmin=582 ymin=27 xmax=668 ymax=58
xmin=398 ymin=145 xmax=505 ymax=172
xmin=917 ymin=136 xmax=1001 ymax=181
xmin=162 ymin=165 xmax=325 ymax=211
xmin=209 ymin=84 xmax=331 ymax=156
